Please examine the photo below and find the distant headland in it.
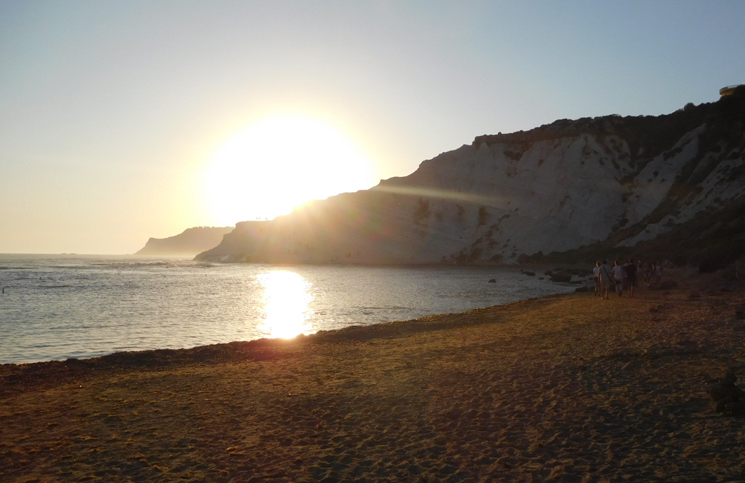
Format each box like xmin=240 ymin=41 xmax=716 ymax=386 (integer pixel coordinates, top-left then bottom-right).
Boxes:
xmin=136 ymin=226 xmax=233 ymax=257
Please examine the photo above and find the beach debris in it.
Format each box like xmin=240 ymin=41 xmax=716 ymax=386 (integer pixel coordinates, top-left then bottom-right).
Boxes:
xmin=649 ymin=304 xmax=668 ymax=313
xmin=734 ymin=305 xmax=745 ymax=319
xmin=708 ymin=372 xmax=745 ymax=415
xmin=649 ymin=280 xmax=679 ymax=290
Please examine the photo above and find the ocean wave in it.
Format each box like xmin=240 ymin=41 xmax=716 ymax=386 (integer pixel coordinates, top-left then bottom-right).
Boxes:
xmin=0 ymin=284 xmax=78 ymax=292
xmin=90 ymin=261 xmax=178 ymax=269
xmin=356 ymin=305 xmax=412 ymax=311
xmin=48 ymin=265 xmax=94 ymax=270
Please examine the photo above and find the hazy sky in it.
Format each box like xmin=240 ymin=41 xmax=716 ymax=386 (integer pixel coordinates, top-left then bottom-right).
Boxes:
xmin=1 ymin=1 xmax=744 ymax=254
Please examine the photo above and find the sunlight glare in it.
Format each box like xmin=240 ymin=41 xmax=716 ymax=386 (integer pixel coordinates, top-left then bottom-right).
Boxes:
xmin=258 ymin=271 xmax=313 ymax=339
xmin=205 ymin=115 xmax=376 ymax=225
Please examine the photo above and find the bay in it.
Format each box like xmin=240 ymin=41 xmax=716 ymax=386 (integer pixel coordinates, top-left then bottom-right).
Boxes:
xmin=0 ymin=254 xmax=576 ymax=364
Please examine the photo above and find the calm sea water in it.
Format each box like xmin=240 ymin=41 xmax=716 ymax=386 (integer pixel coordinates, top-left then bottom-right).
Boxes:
xmin=0 ymin=255 xmax=576 ymax=364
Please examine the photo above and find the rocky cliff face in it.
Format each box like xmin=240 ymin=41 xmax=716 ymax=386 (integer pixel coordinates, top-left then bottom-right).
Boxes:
xmin=136 ymin=226 xmax=233 ymax=256
xmin=196 ymin=88 xmax=745 ymax=266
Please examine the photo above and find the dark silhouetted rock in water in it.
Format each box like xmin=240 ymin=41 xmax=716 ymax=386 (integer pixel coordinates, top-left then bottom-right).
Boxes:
xmin=488 ymin=279 xmax=496 ymax=283
xmin=709 ymin=372 xmax=745 ymax=415
xmin=136 ymin=226 xmax=233 ymax=257
xmin=550 ymin=272 xmax=572 ymax=283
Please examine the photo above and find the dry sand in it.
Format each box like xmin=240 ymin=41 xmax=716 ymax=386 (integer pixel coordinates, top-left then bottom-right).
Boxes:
xmin=3 ymin=272 xmax=745 ymax=482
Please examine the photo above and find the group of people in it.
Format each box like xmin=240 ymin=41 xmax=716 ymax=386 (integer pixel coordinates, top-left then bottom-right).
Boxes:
xmin=640 ymin=260 xmax=664 ymax=284
xmin=593 ymin=259 xmax=663 ymax=299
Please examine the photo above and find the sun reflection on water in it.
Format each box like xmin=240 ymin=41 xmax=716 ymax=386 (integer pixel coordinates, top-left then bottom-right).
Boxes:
xmin=258 ymin=271 xmax=313 ymax=339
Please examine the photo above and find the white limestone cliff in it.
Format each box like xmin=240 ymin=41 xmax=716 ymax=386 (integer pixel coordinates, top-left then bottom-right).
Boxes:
xmin=196 ymin=90 xmax=745 ymax=265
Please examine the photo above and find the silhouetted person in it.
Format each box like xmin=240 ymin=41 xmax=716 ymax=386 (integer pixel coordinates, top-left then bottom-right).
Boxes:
xmin=643 ymin=260 xmax=652 ymax=284
xmin=655 ymin=261 xmax=663 ymax=282
xmin=612 ymin=260 xmax=624 ymax=297
xmin=593 ymin=261 xmax=601 ymax=297
xmin=599 ymin=260 xmax=612 ymax=300
xmin=626 ymin=259 xmax=637 ymax=298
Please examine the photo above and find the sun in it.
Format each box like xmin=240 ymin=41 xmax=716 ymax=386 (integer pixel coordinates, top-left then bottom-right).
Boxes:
xmin=204 ymin=115 xmax=376 ymax=226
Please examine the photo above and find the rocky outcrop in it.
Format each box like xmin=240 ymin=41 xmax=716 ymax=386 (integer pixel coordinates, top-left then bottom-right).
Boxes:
xmin=136 ymin=226 xmax=233 ymax=257
xmin=196 ymin=87 xmax=745 ymax=265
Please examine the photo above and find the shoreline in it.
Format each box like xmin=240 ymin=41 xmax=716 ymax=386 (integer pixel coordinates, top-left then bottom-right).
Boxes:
xmin=0 ymin=261 xmax=581 ymax=366
xmin=3 ymin=272 xmax=745 ymax=481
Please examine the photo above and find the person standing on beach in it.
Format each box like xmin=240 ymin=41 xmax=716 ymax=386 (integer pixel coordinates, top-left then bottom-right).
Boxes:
xmin=593 ymin=261 xmax=601 ymax=297
xmin=622 ymin=260 xmax=630 ymax=293
xmin=599 ymin=260 xmax=612 ymax=300
xmin=612 ymin=261 xmax=624 ymax=297
xmin=626 ymin=259 xmax=638 ymax=298
xmin=654 ymin=260 xmax=662 ymax=283
xmin=643 ymin=260 xmax=652 ymax=285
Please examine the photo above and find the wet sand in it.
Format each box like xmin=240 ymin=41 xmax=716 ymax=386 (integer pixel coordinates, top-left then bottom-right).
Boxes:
xmin=2 ymin=272 xmax=745 ymax=482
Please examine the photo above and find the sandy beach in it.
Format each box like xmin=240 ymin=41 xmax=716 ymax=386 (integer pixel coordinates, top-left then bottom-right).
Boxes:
xmin=3 ymin=272 xmax=745 ymax=482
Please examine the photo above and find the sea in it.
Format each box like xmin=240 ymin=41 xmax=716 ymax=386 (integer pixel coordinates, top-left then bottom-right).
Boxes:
xmin=0 ymin=254 xmax=578 ymax=365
